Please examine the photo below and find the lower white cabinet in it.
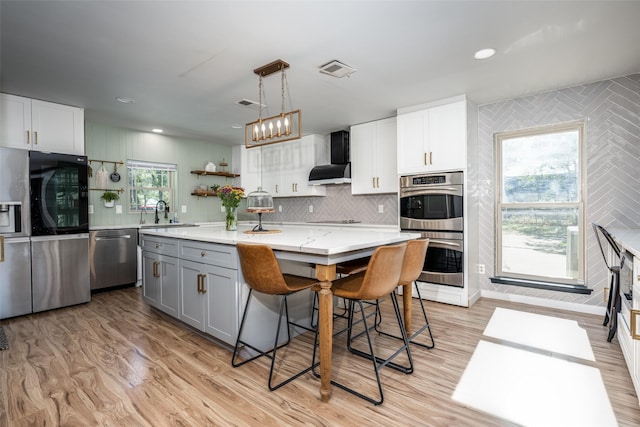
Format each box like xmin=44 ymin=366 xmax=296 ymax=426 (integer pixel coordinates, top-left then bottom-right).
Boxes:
xmin=618 ymin=254 xmax=640 ymax=405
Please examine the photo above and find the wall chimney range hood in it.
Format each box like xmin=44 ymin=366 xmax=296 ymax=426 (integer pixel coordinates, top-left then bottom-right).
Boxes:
xmin=309 ymin=131 xmax=351 ymax=185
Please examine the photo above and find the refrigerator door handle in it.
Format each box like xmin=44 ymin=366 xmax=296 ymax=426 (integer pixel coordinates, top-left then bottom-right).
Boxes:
xmin=0 ymin=236 xmax=4 ymax=262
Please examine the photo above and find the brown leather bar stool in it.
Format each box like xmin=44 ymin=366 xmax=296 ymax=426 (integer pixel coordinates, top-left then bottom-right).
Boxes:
xmin=232 ymin=243 xmax=318 ymax=391
xmin=375 ymin=238 xmax=435 ymax=349
xmin=311 ymin=243 xmax=412 ymax=405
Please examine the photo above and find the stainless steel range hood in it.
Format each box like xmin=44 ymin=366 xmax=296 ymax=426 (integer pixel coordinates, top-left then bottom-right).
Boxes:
xmin=308 ymin=130 xmax=351 ymax=185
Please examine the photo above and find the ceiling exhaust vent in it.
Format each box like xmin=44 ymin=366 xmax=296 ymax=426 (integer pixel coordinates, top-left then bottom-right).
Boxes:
xmin=319 ymin=60 xmax=356 ymax=78
xmin=236 ymin=98 xmax=265 ymax=109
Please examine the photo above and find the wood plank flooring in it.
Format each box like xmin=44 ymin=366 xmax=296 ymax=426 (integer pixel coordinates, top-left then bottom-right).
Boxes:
xmin=1 ymin=287 xmax=639 ymax=426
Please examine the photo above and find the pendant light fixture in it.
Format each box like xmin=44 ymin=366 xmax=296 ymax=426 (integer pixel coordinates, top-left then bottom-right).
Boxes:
xmin=245 ymin=59 xmax=301 ymax=148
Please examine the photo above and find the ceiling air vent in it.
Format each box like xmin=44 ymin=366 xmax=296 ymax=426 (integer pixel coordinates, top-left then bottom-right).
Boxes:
xmin=319 ymin=60 xmax=356 ymax=78
xmin=236 ymin=98 xmax=265 ymax=109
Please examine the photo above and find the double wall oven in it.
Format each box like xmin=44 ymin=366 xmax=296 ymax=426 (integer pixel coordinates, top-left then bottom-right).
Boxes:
xmin=400 ymin=171 xmax=464 ymax=287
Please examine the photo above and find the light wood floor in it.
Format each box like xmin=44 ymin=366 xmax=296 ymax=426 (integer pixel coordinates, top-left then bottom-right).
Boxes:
xmin=1 ymin=287 xmax=639 ymax=426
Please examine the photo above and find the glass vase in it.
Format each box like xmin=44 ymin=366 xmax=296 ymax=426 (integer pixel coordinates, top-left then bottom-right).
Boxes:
xmin=225 ymin=206 xmax=237 ymax=231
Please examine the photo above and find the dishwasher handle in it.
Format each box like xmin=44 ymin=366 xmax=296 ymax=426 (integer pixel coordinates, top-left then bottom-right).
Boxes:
xmin=95 ymin=235 xmax=132 ymax=241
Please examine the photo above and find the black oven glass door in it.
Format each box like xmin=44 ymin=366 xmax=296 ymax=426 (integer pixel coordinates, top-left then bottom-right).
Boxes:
xmin=400 ymin=191 xmax=463 ymax=231
xmin=418 ymin=234 xmax=464 ymax=287
xmin=30 ymin=151 xmax=89 ymax=236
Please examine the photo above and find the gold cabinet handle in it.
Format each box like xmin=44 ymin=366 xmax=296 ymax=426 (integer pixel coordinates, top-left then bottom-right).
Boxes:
xmin=26 ymin=130 xmax=30 ymax=145
xmin=196 ymin=274 xmax=201 ymax=293
xmin=0 ymin=236 xmax=4 ymax=262
xmin=275 ymin=184 xmax=279 ymax=194
xmin=35 ymin=131 xmax=38 ymax=145
xmin=429 ymin=151 xmax=433 ymax=165
xmin=200 ymin=274 xmax=207 ymax=294
xmin=155 ymin=243 xmax=161 ymax=249
xmin=631 ymin=309 xmax=640 ymax=340
xmin=372 ymin=177 xmax=376 ymax=188
xmin=152 ymin=261 xmax=159 ymax=278
xmin=424 ymin=152 xmax=427 ymax=166
xmin=201 ymin=251 xmax=206 ymax=257
xmin=376 ymin=177 xmax=380 ymax=188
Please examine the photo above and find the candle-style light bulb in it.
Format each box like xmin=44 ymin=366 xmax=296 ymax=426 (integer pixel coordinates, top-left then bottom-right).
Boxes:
xmin=277 ymin=119 xmax=282 ymax=137
xmin=261 ymin=123 xmax=266 ymax=140
xmin=253 ymin=124 xmax=259 ymax=141
xmin=269 ymin=121 xmax=273 ymax=138
xmin=284 ymin=116 xmax=290 ymax=135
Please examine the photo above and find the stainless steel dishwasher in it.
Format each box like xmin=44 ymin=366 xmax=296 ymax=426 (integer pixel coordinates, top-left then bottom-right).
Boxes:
xmin=90 ymin=228 xmax=138 ymax=291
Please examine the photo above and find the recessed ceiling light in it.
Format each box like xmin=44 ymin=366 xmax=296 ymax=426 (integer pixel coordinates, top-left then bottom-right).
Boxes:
xmin=474 ymin=48 xmax=496 ymax=60
xmin=152 ymin=128 xmax=163 ymax=133
xmin=231 ymin=124 xmax=243 ymax=129
xmin=116 ymin=96 xmax=135 ymax=104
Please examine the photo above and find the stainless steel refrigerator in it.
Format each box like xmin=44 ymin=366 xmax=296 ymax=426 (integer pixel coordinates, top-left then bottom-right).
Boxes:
xmin=0 ymin=147 xmax=32 ymax=319
xmin=29 ymin=151 xmax=90 ymax=312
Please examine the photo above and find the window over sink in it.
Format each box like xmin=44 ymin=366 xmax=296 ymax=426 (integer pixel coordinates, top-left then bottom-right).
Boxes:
xmin=127 ymin=160 xmax=176 ymax=213
xmin=494 ymin=121 xmax=585 ymax=289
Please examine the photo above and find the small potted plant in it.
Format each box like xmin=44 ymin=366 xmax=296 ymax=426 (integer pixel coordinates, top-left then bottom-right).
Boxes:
xmin=100 ymin=191 xmax=120 ymax=208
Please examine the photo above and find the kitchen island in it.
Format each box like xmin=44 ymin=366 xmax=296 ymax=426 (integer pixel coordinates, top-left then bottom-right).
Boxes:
xmin=139 ymin=223 xmax=419 ymax=402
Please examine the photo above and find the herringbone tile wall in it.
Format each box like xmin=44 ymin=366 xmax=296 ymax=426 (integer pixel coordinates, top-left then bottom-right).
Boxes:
xmin=265 ymin=185 xmax=399 ymax=225
xmin=477 ymin=73 xmax=640 ymax=306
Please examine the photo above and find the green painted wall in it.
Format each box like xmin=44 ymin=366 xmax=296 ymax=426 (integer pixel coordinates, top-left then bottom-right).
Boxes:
xmin=86 ymin=122 xmax=237 ymax=226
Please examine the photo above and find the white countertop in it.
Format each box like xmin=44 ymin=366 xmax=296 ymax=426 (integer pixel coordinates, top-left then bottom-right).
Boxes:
xmin=139 ymin=223 xmax=419 ymax=261
xmin=609 ymin=229 xmax=640 ymax=258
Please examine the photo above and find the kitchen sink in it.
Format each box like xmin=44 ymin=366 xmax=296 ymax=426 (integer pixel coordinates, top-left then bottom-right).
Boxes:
xmin=139 ymin=223 xmax=198 ymax=228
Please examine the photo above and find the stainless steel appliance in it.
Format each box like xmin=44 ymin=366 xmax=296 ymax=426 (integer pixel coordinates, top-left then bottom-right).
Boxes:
xmin=400 ymin=171 xmax=464 ymax=287
xmin=30 ymin=151 xmax=90 ymax=312
xmin=90 ymin=229 xmax=138 ymax=291
xmin=0 ymin=147 xmax=32 ymax=319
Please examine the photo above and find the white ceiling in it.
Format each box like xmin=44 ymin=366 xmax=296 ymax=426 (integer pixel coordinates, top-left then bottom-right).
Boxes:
xmin=1 ymin=1 xmax=639 ymax=145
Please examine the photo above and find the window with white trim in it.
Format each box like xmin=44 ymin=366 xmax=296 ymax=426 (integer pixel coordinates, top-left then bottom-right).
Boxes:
xmin=495 ymin=121 xmax=585 ymax=287
xmin=127 ymin=160 xmax=176 ymax=212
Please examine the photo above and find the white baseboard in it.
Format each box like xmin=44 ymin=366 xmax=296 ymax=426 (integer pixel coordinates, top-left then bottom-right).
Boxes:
xmin=480 ymin=290 xmax=605 ymax=316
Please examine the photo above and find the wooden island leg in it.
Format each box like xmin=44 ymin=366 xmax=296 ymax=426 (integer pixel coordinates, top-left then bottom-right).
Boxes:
xmin=315 ymin=264 xmax=336 ymax=402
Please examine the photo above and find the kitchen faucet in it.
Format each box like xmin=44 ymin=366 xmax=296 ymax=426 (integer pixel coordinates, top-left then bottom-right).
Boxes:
xmin=155 ymin=200 xmax=166 ymax=224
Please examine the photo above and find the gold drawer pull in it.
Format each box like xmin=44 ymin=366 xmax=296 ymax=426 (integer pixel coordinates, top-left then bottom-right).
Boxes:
xmin=26 ymin=130 xmax=30 ymax=144
xmin=631 ymin=309 xmax=640 ymax=340
xmin=201 ymin=251 xmax=206 ymax=257
xmin=0 ymin=236 xmax=4 ymax=262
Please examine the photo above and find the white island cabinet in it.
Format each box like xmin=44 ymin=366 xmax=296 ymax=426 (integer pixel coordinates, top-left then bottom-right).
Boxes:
xmin=0 ymin=93 xmax=85 ymax=155
xmin=609 ymin=229 xmax=640 ymax=406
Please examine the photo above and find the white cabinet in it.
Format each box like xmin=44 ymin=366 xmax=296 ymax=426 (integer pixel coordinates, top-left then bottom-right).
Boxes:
xmin=0 ymin=93 xmax=85 ymax=155
xmin=397 ymin=97 xmax=467 ymax=175
xmin=232 ymin=144 xmax=262 ymax=195
xmin=618 ymin=254 xmax=640 ymax=406
xmin=141 ymin=236 xmax=179 ymax=317
xmin=258 ymin=134 xmax=327 ymax=198
xmin=178 ymin=241 xmax=241 ymax=345
xmin=350 ymin=117 xmax=397 ymax=194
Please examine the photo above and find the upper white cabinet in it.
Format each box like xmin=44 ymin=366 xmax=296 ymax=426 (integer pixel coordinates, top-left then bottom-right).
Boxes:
xmin=232 ymin=144 xmax=262 ymax=195
xmin=0 ymin=93 xmax=85 ymax=155
xmin=350 ymin=117 xmax=398 ymax=195
xmin=253 ymin=134 xmax=328 ymax=198
xmin=397 ymin=96 xmax=467 ymax=175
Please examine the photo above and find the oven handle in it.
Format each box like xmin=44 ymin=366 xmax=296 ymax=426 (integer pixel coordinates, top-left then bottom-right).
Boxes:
xmin=400 ymin=187 xmax=463 ymax=197
xmin=429 ymin=239 xmax=462 ymax=249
